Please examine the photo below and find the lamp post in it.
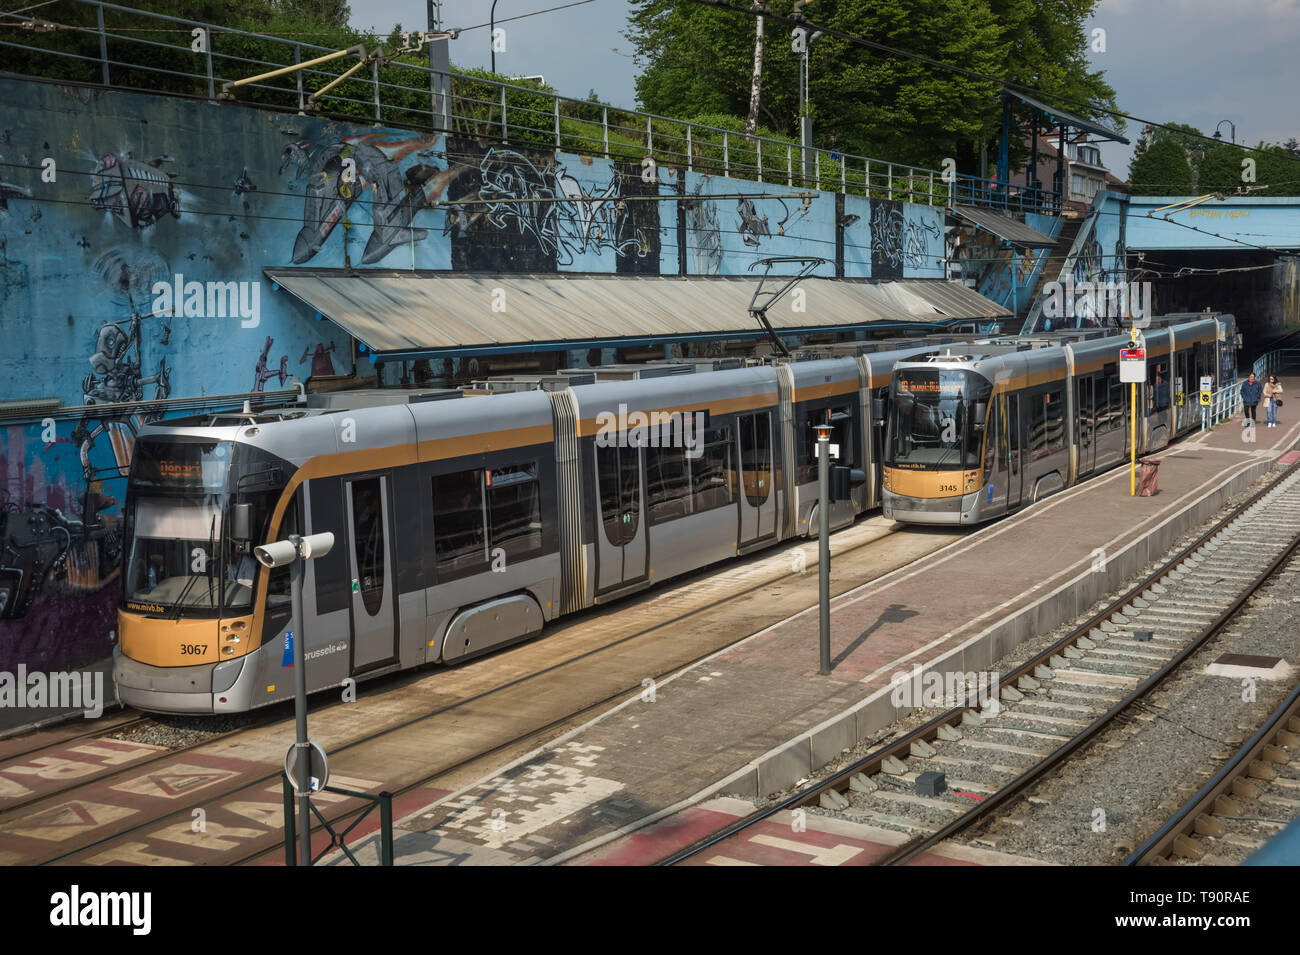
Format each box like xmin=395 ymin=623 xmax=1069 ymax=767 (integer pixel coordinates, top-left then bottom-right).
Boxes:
xmin=255 ymin=530 xmax=335 ymax=867
xmin=1214 ymin=120 xmax=1236 ymax=145
xmin=814 ymin=422 xmax=833 ymax=675
xmin=794 ymin=25 xmax=824 ymax=184
xmin=491 ymin=0 xmax=502 ymax=74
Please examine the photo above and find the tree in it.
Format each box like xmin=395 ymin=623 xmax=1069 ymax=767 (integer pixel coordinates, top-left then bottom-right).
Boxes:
xmin=1127 ymin=137 xmax=1194 ymax=196
xmin=624 ymin=0 xmax=1120 ymax=172
xmin=1196 ymin=144 xmax=1242 ymax=195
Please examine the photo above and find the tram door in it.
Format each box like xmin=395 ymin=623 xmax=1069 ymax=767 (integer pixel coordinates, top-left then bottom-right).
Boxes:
xmin=595 ymin=443 xmax=648 ymax=593
xmin=737 ymin=411 xmax=776 ymax=546
xmin=344 ymin=476 xmax=398 ymax=672
xmin=1077 ymin=377 xmax=1096 ymax=479
xmin=1005 ymin=393 xmax=1024 ymax=510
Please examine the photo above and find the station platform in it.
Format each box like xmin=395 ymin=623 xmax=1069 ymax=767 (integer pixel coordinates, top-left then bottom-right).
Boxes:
xmin=380 ymin=395 xmax=1300 ymax=865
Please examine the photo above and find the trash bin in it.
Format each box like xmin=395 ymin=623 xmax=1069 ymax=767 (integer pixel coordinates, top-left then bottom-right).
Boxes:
xmin=1138 ymin=458 xmax=1160 ymax=497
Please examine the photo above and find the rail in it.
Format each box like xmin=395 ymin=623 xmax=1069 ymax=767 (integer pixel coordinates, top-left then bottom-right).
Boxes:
xmin=0 ymin=0 xmax=1059 ymax=211
xmin=281 ymin=774 xmax=394 ymax=866
xmin=662 ymin=447 xmax=1300 ymax=866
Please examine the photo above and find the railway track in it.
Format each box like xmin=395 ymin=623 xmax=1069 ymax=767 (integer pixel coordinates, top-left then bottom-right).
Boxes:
xmin=1127 ymin=682 xmax=1300 ymax=866
xmin=662 ymin=449 xmax=1300 ymax=866
xmin=0 ymin=517 xmax=945 ymax=865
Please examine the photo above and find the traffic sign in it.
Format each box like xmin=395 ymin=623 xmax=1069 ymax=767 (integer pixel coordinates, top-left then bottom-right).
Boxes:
xmin=284 ymin=740 xmax=329 ymax=795
xmin=1120 ymin=347 xmax=1146 ymax=383
xmin=1200 ymin=376 xmax=1213 ymax=392
xmin=1200 ymin=391 xmax=1212 ymax=407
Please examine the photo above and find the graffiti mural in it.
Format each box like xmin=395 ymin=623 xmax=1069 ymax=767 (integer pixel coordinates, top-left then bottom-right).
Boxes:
xmin=904 ymin=218 xmax=941 ymax=271
xmin=444 ymin=141 xmax=660 ymax=273
xmin=282 ymin=131 xmax=460 ymax=266
xmin=869 ymin=199 xmax=905 ymax=279
xmin=683 ymin=185 xmax=722 ymax=274
xmin=88 ymin=153 xmax=180 ymax=228
xmin=252 ymin=335 xmax=289 ymax=393
xmin=736 ymin=198 xmax=771 ymax=248
xmin=300 ymin=340 xmax=337 ymax=378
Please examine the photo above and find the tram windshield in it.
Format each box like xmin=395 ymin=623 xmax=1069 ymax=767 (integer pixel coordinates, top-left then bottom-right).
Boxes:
xmin=122 ymin=439 xmax=284 ymax=617
xmin=885 ymin=368 xmax=992 ymax=471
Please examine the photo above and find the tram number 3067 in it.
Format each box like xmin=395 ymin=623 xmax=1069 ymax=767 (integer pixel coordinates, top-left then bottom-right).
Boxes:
xmin=180 ymin=644 xmax=209 ymax=656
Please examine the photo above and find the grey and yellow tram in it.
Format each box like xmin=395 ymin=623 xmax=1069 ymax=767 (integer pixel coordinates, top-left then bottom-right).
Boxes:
xmin=881 ymin=313 xmax=1239 ymax=524
xmin=114 ymin=343 xmax=936 ymax=714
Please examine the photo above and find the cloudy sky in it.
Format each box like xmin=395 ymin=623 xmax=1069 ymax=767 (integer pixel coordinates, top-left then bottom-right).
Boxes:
xmin=350 ymin=0 xmax=1300 ymax=180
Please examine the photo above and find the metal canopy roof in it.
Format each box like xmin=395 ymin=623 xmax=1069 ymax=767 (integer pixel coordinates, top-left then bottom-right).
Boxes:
xmin=1001 ymin=89 xmax=1129 ymax=145
xmin=949 ymin=205 xmax=1057 ymax=249
xmin=265 ymin=271 xmax=1010 ymax=358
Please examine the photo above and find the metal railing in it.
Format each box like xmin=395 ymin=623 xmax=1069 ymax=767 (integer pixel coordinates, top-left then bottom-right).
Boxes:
xmin=282 ymin=774 xmax=394 ymax=866
xmin=1204 ymin=347 xmax=1300 ymax=427
xmin=0 ymin=0 xmax=1059 ymax=210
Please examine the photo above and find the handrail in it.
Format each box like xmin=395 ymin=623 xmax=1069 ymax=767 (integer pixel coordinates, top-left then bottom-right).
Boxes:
xmin=1 ymin=0 xmax=1061 ymax=211
xmin=1019 ymin=186 xmax=1110 ymax=332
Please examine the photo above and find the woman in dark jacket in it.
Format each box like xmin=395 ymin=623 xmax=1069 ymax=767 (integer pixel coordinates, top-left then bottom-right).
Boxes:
xmin=1241 ymin=373 xmax=1263 ymax=424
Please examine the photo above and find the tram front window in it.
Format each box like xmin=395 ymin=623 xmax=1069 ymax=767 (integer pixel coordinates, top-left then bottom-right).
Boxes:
xmin=122 ymin=438 xmax=283 ymax=616
xmin=885 ymin=370 xmax=990 ymax=471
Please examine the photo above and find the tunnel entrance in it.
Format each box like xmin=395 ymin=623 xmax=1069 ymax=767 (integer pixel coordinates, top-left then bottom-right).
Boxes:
xmin=1130 ymin=250 xmax=1300 ymax=359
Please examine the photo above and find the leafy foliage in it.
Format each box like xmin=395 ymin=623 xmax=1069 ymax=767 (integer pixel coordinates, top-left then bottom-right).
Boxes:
xmin=1127 ymin=137 xmax=1194 ymax=196
xmin=624 ymin=0 xmax=1121 ymax=172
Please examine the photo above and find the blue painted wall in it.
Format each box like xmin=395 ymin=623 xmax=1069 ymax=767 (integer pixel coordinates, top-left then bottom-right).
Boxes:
xmin=0 ymin=75 xmax=950 ymax=681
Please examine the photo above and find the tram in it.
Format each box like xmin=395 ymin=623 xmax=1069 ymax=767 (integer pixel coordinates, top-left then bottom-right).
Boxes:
xmin=881 ymin=313 xmax=1239 ymax=524
xmin=114 ymin=342 xmax=938 ymax=713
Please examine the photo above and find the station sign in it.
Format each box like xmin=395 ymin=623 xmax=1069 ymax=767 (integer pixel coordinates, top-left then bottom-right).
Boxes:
xmin=1119 ymin=347 xmax=1146 ymax=384
xmin=1200 ymin=375 xmax=1213 ymax=407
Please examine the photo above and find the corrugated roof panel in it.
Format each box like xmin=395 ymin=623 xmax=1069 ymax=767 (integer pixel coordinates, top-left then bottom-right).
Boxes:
xmin=264 ymin=271 xmax=1009 ymax=355
xmin=950 ymin=205 xmax=1057 ymax=249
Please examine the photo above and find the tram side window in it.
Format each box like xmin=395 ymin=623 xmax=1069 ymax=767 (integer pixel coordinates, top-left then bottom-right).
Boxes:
xmin=798 ymin=404 xmax=854 ymax=485
xmin=692 ymin=426 xmax=734 ymax=513
xmin=1045 ymin=390 xmax=1064 ymax=452
xmin=1103 ymin=371 xmax=1123 ymax=433
xmin=1148 ymin=358 xmax=1170 ymax=410
xmin=488 ymin=462 xmax=542 ymax=560
xmin=1028 ymin=390 xmax=1064 ymax=459
xmin=647 ymin=445 xmax=691 ymax=525
xmin=432 ymin=469 xmax=488 ymax=576
xmin=264 ymin=492 xmax=299 ymax=610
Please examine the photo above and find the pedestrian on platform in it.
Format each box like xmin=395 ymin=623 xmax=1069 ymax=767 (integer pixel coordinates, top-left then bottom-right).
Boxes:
xmin=1241 ymin=373 xmax=1263 ymax=425
xmin=1264 ymin=375 xmax=1284 ymax=428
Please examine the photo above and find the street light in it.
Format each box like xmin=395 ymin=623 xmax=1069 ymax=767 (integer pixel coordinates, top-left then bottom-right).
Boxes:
xmin=491 ymin=0 xmax=503 ymax=74
xmin=792 ymin=25 xmax=824 ymax=183
xmin=256 ymin=530 xmax=335 ymax=867
xmin=1214 ymin=120 xmax=1236 ymax=144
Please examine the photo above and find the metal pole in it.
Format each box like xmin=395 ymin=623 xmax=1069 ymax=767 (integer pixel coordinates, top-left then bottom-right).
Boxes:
xmin=1130 ymin=328 xmax=1138 ymax=496
xmin=816 ymin=426 xmax=832 ymax=675
xmin=490 ymin=0 xmax=500 ymax=74
xmin=97 ymin=4 xmax=110 ymax=85
xmin=290 ymin=537 xmax=311 ymax=867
